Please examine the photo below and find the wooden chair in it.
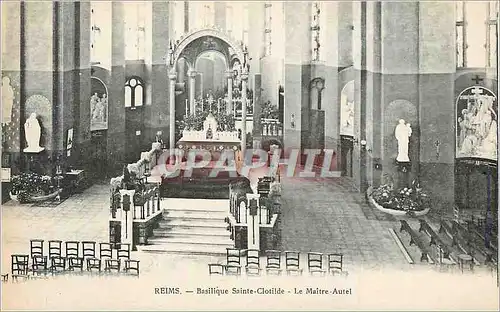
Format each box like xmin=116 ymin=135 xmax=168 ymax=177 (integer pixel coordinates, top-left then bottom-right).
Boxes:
xmin=11 ymin=255 xmax=29 ymax=282
xmin=101 ymin=243 xmax=119 ymax=273
xmin=82 ymin=241 xmax=101 ymax=272
xmin=245 ymin=249 xmax=262 ymax=276
xmin=265 ymin=250 xmax=282 ymax=275
xmin=48 ymin=240 xmax=66 ymax=274
xmin=208 ymin=264 xmax=224 ymax=275
xmin=30 ymin=239 xmax=44 ymax=258
xmin=285 ymin=251 xmax=303 ymax=276
xmin=225 ymin=248 xmax=242 ymax=276
xmin=328 ymin=253 xmax=345 ymax=275
xmin=307 ymin=252 xmax=326 ymax=276
xmin=118 ymin=244 xmax=140 ymax=275
xmin=66 ymin=241 xmax=84 ymax=272
xmin=31 ymin=255 xmax=49 ymax=277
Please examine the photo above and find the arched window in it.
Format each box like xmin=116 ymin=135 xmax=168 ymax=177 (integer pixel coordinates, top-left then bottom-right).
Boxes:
xmin=125 ymin=77 xmax=144 ymax=108
xmin=456 ymin=1 xmax=498 ymax=68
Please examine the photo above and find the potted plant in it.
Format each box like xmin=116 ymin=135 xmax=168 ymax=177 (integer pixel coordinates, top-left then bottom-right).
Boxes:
xmin=367 ymin=180 xmax=431 ymax=216
xmin=10 ymin=172 xmax=59 ymax=203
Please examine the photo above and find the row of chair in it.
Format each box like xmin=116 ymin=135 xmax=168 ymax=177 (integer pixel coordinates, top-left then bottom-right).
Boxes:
xmin=6 ymin=239 xmax=140 ymax=282
xmin=209 ymin=249 xmax=345 ymax=276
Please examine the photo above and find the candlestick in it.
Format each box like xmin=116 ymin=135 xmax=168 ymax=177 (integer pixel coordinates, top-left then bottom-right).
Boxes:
xmin=185 ymin=99 xmax=188 ymax=115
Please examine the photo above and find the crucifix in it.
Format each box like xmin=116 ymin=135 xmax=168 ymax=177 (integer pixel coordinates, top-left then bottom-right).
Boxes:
xmin=472 ymin=75 xmax=484 ymax=84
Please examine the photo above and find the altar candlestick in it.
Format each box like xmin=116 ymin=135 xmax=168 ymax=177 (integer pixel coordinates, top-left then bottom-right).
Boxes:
xmin=185 ymin=99 xmax=188 ymax=115
xmin=217 ymin=99 xmax=220 ymax=114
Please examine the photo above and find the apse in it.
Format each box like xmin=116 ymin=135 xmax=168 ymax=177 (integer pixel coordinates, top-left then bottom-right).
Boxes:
xmin=195 ymin=51 xmax=227 ymax=99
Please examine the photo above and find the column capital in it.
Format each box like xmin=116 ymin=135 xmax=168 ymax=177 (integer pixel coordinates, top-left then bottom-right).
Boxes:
xmin=188 ymin=70 xmax=198 ymax=78
xmin=241 ymin=72 xmax=249 ymax=80
xmin=226 ymin=71 xmax=235 ymax=78
xmin=168 ymin=73 xmax=177 ymax=80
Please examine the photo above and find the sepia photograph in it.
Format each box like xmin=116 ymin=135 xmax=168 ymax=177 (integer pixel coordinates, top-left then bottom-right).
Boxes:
xmin=1 ymin=0 xmax=499 ymax=310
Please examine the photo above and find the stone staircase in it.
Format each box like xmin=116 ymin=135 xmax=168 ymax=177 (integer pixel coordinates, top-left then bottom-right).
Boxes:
xmin=137 ymin=199 xmax=234 ymax=256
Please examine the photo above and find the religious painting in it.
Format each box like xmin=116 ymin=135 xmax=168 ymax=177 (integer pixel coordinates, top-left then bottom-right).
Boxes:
xmin=456 ymin=86 xmax=497 ymax=161
xmin=340 ymin=80 xmax=355 ymax=137
xmin=90 ymin=77 xmax=108 ymax=131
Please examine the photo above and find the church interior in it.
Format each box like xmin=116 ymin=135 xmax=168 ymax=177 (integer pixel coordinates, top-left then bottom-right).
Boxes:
xmin=1 ymin=1 xmax=499 ymax=308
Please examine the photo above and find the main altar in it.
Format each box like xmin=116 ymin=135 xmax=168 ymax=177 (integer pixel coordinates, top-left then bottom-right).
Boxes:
xmin=177 ymin=113 xmax=240 ymax=153
xmin=163 ymin=113 xmax=245 ymax=199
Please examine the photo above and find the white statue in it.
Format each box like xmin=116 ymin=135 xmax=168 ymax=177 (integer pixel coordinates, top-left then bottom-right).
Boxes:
xmin=395 ymin=119 xmax=411 ymax=162
xmin=24 ymin=113 xmax=44 ymax=153
xmin=2 ymin=77 xmax=14 ymax=124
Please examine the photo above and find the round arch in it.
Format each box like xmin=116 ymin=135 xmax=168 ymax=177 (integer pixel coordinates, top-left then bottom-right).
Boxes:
xmin=170 ymin=28 xmax=245 ymax=71
xmin=194 ymin=50 xmax=229 ymax=71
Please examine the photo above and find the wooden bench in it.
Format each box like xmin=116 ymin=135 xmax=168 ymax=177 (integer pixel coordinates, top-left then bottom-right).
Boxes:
xmin=399 ymin=220 xmax=433 ymax=263
xmin=439 ymin=220 xmax=478 ymax=262
xmin=418 ymin=219 xmax=453 ymax=261
xmin=466 ymin=220 xmax=498 ymax=252
xmin=452 ymin=221 xmax=497 ymax=264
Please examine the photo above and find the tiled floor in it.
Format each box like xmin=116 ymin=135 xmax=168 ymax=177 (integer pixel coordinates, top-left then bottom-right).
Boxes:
xmin=279 ymin=175 xmax=408 ymax=271
xmin=2 ymin=179 xmax=499 ymax=310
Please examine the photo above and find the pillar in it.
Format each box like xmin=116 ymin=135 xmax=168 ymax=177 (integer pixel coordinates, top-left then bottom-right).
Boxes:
xmin=199 ymin=73 xmax=204 ymax=99
xmin=252 ymin=73 xmax=263 ymax=149
xmin=189 ymin=70 xmax=196 ymax=115
xmin=226 ymin=71 xmax=233 ymax=114
xmin=241 ymin=72 xmax=248 ymax=156
xmin=168 ymin=72 xmax=177 ymax=156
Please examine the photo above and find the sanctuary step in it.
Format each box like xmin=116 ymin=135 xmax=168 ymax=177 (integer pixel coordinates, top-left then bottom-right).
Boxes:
xmin=138 ymin=198 xmax=233 ymax=256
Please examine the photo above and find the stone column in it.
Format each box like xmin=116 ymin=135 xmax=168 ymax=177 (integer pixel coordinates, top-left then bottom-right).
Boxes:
xmin=188 ymin=70 xmax=196 ymax=115
xmin=226 ymin=71 xmax=233 ymax=114
xmin=199 ymin=73 xmax=204 ymax=99
xmin=241 ymin=72 xmax=248 ymax=156
xmin=168 ymin=72 xmax=177 ymax=160
xmin=252 ymin=73 xmax=263 ymax=149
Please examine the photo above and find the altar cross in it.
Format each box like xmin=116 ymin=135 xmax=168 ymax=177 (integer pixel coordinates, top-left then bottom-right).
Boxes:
xmin=472 ymin=75 xmax=484 ymax=84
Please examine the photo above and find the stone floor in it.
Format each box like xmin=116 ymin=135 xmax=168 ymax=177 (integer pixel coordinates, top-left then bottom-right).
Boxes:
xmin=279 ymin=175 xmax=408 ymax=271
xmin=1 ymin=178 xmax=498 ymax=310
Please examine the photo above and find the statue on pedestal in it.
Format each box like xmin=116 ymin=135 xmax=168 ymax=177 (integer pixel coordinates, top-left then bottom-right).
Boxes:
xmin=395 ymin=119 xmax=411 ymax=162
xmin=23 ymin=113 xmax=44 ymax=153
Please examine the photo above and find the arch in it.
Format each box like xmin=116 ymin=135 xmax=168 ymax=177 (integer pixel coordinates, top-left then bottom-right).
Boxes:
xmin=170 ymin=28 xmax=245 ymax=72
xmin=383 ymin=100 xmax=418 ymax=160
xmin=310 ymin=77 xmax=325 ymax=110
xmin=340 ymin=80 xmax=355 ymax=136
xmin=194 ymin=50 xmax=229 ymax=71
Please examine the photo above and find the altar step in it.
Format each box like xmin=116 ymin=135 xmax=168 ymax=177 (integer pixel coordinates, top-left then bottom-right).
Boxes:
xmin=141 ymin=198 xmax=233 ymax=256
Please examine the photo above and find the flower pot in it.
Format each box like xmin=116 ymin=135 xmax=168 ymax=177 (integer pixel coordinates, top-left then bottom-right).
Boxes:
xmin=9 ymin=192 xmax=18 ymax=202
xmin=366 ymin=186 xmax=430 ymax=217
xmin=9 ymin=189 xmax=61 ymax=203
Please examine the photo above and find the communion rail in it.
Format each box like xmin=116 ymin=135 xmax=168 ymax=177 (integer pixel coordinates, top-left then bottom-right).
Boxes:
xmin=108 ymin=142 xmax=164 ymax=249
